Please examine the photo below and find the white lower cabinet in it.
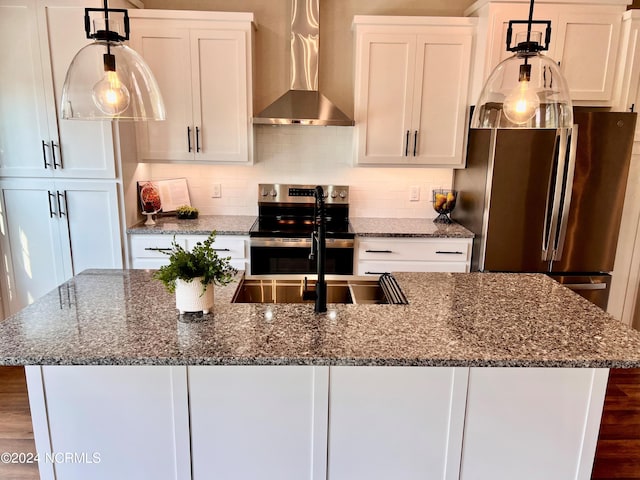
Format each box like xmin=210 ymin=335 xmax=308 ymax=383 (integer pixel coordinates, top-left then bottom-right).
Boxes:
xmin=459 ymin=367 xmax=609 ymax=480
xmin=25 ymin=366 xmax=191 ymax=480
xmin=328 ymin=366 xmax=468 ymax=480
xmin=188 ymin=366 xmax=329 ymax=480
xmin=0 ymin=179 xmax=122 ymax=315
xmin=130 ymin=233 xmax=249 ymax=271
xmin=356 ymin=237 xmax=473 ymax=275
xmin=25 ymin=365 xmax=609 ymax=480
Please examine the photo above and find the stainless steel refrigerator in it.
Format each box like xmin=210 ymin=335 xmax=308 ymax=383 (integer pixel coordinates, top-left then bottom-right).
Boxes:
xmin=452 ymin=108 xmax=636 ymax=310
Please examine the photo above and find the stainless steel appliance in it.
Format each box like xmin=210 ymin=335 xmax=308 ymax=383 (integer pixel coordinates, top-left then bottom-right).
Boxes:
xmin=453 ymin=108 xmax=636 ymax=309
xmin=249 ymin=184 xmax=355 ymax=275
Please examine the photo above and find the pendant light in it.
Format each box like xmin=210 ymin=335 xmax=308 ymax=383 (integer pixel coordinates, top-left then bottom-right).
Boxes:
xmin=471 ymin=0 xmax=573 ymax=129
xmin=61 ymin=1 xmax=165 ymax=121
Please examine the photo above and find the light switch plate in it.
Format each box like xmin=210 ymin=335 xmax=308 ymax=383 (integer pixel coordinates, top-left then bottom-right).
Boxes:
xmin=410 ymin=185 xmax=420 ymax=201
xmin=212 ymin=183 xmax=221 ymax=198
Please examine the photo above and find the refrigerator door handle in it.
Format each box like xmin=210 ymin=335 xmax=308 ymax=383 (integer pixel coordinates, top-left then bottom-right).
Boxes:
xmin=552 ymin=125 xmax=578 ymax=261
xmin=541 ymin=129 xmax=566 ymax=262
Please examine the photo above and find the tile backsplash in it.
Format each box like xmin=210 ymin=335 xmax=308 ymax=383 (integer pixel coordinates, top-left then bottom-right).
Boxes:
xmin=146 ymin=125 xmax=454 ymax=219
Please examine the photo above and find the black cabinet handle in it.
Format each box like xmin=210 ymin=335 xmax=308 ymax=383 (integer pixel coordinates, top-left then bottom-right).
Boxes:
xmin=213 ymin=248 xmax=230 ymax=252
xmin=144 ymin=247 xmax=172 ymax=252
xmin=42 ymin=141 xmax=51 ymax=169
xmin=365 ymin=271 xmax=389 ymax=275
xmin=435 ymin=251 xmax=464 ymax=255
xmin=196 ymin=126 xmax=201 ymax=152
xmin=187 ymin=126 xmax=192 ymax=152
xmin=47 ymin=191 xmax=56 ymax=217
xmin=413 ymin=130 xmax=418 ymax=156
xmin=404 ymin=130 xmax=410 ymax=156
xmin=365 ymin=249 xmax=393 ymax=253
xmin=51 ymin=141 xmax=61 ymax=169
xmin=56 ymin=191 xmax=67 ymax=217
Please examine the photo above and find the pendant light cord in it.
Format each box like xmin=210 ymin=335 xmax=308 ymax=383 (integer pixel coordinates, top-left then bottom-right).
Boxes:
xmin=526 ymin=0 xmax=535 ymax=44
xmin=104 ymin=0 xmax=111 ymax=56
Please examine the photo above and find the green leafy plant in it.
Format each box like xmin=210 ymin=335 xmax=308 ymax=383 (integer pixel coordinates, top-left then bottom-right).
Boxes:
xmin=176 ymin=205 xmax=199 ymax=219
xmin=152 ymin=232 xmax=236 ymax=293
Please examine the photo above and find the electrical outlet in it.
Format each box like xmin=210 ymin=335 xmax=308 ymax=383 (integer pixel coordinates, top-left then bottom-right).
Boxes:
xmin=212 ymin=183 xmax=221 ymax=198
xmin=410 ymin=185 xmax=420 ymax=202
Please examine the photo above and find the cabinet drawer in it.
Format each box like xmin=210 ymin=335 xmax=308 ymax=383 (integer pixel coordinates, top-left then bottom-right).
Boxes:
xmin=130 ymin=235 xmax=186 ymax=259
xmin=358 ymin=260 xmax=469 ymax=276
xmin=183 ymin=236 xmax=247 ymax=259
xmin=358 ymin=239 xmax=470 ymax=262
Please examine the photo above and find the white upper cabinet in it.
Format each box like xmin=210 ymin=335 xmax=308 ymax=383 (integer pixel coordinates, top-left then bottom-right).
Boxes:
xmin=353 ymin=17 xmax=475 ymax=167
xmin=466 ymin=0 xmax=628 ymax=106
xmin=0 ymin=0 xmax=116 ymax=178
xmin=129 ymin=10 xmax=254 ymax=164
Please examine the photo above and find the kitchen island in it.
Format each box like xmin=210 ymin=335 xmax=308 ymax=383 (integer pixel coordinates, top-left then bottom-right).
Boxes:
xmin=2 ymin=269 xmax=640 ymax=480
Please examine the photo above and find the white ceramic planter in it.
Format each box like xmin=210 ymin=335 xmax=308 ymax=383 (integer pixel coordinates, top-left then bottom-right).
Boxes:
xmin=175 ymin=277 xmax=214 ymax=314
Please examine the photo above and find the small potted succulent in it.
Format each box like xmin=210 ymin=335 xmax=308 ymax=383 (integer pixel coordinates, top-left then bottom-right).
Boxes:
xmin=153 ymin=231 xmax=236 ymax=314
xmin=176 ymin=205 xmax=199 ymax=219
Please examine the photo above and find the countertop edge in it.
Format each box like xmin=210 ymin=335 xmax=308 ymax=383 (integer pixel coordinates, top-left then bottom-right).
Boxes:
xmin=1 ymin=357 xmax=634 ymax=368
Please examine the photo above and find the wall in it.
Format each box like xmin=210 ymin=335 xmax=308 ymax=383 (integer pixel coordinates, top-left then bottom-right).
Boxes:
xmin=148 ymin=126 xmax=454 ymax=219
xmin=136 ymin=0 xmax=469 ymax=221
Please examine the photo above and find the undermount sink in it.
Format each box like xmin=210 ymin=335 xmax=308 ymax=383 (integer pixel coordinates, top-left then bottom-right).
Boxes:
xmin=231 ymin=277 xmax=389 ymax=305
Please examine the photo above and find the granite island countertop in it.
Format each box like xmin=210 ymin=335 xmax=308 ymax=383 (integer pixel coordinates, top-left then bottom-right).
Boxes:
xmin=1 ymin=269 xmax=640 ymax=367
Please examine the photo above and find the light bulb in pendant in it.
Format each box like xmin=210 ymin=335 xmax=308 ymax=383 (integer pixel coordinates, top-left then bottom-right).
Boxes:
xmin=92 ymin=53 xmax=130 ymax=116
xmin=503 ymin=63 xmax=539 ymax=125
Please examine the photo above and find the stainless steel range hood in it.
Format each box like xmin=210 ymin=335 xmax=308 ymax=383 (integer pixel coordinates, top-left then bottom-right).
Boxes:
xmin=253 ymin=0 xmax=354 ymax=126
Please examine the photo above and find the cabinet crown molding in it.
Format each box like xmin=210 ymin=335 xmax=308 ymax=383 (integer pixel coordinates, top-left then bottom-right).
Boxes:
xmin=465 ymin=0 xmax=632 ymax=17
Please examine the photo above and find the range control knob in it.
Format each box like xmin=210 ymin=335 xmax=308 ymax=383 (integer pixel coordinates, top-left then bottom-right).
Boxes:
xmin=339 ymin=191 xmax=347 ymax=199
xmin=261 ymin=188 xmax=269 ymax=197
xmin=270 ymin=189 xmax=277 ymax=197
xmin=330 ymin=191 xmax=338 ymax=198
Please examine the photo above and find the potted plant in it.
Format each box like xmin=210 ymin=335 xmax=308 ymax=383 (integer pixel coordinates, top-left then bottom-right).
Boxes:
xmin=153 ymin=231 xmax=236 ymax=314
xmin=176 ymin=205 xmax=199 ymax=219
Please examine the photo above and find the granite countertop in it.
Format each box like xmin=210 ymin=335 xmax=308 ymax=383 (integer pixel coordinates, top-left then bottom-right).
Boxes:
xmin=127 ymin=215 xmax=256 ymax=235
xmin=1 ymin=269 xmax=640 ymax=368
xmin=349 ymin=217 xmax=474 ymax=238
xmin=127 ymin=215 xmax=474 ymax=238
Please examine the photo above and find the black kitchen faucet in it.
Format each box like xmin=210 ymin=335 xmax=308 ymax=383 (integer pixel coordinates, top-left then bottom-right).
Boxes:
xmin=308 ymin=185 xmax=327 ymax=313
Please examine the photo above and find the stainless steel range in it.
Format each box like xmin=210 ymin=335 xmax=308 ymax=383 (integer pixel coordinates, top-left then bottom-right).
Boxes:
xmin=249 ymin=183 xmax=355 ymax=275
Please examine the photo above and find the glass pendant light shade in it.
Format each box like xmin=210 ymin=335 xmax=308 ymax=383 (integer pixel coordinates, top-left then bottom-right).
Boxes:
xmin=471 ymin=26 xmax=573 ymax=129
xmin=62 ymin=39 xmax=165 ymax=121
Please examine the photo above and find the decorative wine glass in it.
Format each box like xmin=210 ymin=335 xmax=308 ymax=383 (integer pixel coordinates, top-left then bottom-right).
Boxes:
xmin=432 ymin=189 xmax=457 ymax=224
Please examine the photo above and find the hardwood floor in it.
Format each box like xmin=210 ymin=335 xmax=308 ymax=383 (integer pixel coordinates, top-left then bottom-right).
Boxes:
xmin=0 ymin=366 xmax=638 ymax=480
xmin=0 ymin=367 xmax=38 ymax=480
xmin=593 ymin=368 xmax=640 ymax=479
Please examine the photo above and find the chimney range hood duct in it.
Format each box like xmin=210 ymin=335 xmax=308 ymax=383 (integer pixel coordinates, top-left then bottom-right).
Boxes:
xmin=253 ymin=0 xmax=354 ymax=126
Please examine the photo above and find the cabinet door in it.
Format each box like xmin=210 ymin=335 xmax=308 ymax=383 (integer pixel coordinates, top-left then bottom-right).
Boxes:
xmin=42 ymin=3 xmax=116 ymax=178
xmin=0 ymin=0 xmax=54 ymax=177
xmin=354 ymin=33 xmax=416 ymax=165
xmin=189 ymin=366 xmax=329 ymax=480
xmin=0 ymin=179 xmax=66 ymax=315
xmin=31 ymin=366 xmax=191 ymax=480
xmin=460 ymin=368 xmax=608 ymax=480
xmin=554 ymin=12 xmax=621 ymax=103
xmin=412 ymin=33 xmax=472 ymax=166
xmin=55 ymin=180 xmax=122 ymax=280
xmin=328 ymin=366 xmax=468 ymax=480
xmin=129 ymin=23 xmax=194 ymax=162
xmin=191 ymin=29 xmax=250 ymax=163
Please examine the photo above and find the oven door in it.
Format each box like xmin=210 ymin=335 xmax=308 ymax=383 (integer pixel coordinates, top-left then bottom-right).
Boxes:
xmin=250 ymin=238 xmax=354 ymax=275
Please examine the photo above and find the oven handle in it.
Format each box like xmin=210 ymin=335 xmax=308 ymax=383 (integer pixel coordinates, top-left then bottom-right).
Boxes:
xmin=250 ymin=238 xmax=354 ymax=248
